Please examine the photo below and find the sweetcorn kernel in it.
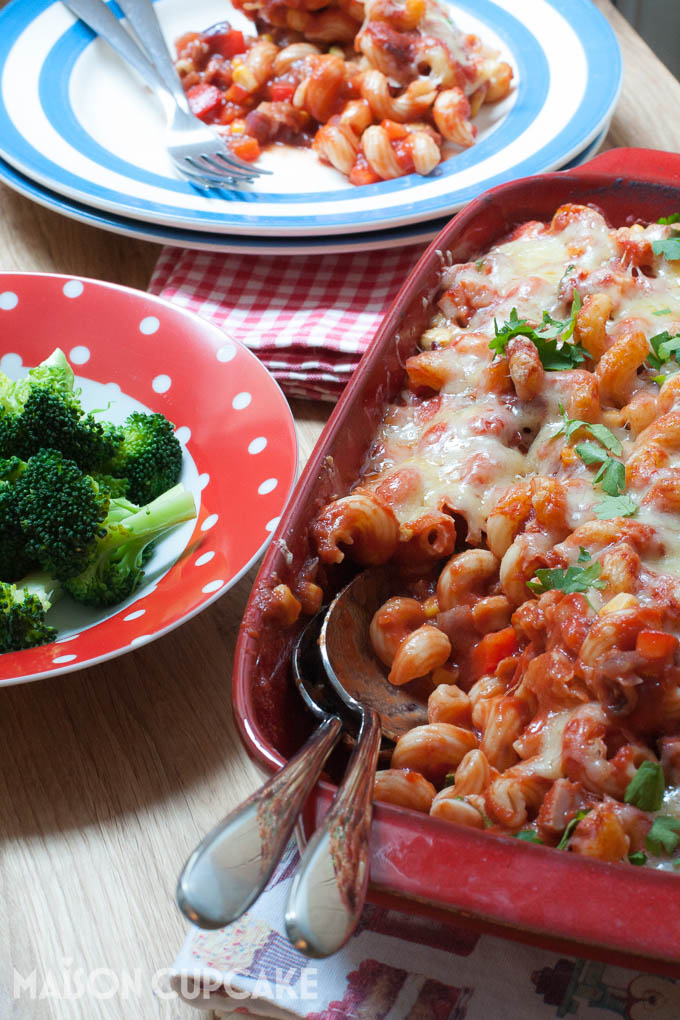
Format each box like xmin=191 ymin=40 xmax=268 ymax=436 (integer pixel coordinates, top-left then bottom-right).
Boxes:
xmin=232 ymin=61 xmax=258 ymax=92
xmin=598 ymin=593 xmax=639 ymax=615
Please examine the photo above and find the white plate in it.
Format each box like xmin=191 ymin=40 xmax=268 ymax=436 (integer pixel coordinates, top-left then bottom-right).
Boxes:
xmin=0 ymin=0 xmax=621 ymax=237
xmin=0 ymin=126 xmax=608 ymax=255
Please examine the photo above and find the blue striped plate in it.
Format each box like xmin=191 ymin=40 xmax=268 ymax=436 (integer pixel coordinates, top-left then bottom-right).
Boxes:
xmin=0 ymin=0 xmax=621 ymax=238
xmin=0 ymin=125 xmax=609 ymax=254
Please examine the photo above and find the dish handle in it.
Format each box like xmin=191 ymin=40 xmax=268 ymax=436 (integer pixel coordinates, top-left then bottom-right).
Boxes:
xmin=570 ymin=147 xmax=680 ymax=183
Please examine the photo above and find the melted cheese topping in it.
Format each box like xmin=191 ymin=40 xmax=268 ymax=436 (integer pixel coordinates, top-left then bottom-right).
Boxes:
xmin=331 ymin=204 xmax=680 ymax=858
xmin=362 ymin=207 xmax=680 ymax=597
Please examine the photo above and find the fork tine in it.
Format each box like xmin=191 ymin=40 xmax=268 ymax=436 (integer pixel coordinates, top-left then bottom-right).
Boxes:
xmin=184 ymin=155 xmax=254 ymax=181
xmin=178 ymin=165 xmax=249 ymax=189
xmin=210 ymin=150 xmax=273 ymax=177
xmin=182 ymin=156 xmax=254 ymax=185
xmin=184 ymin=179 xmax=237 ymax=193
xmin=180 ymin=172 xmax=242 ymax=190
xmin=192 ymin=151 xmax=263 ymax=180
xmin=180 ymin=171 xmax=249 ymax=191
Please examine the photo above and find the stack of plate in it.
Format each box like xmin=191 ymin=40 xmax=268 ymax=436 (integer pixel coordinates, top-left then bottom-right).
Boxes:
xmin=0 ymin=0 xmax=622 ymax=255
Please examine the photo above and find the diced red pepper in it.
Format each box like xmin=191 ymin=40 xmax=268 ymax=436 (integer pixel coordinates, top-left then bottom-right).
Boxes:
xmin=269 ymin=81 xmax=296 ymax=102
xmin=381 ymin=119 xmax=408 ymax=140
xmin=470 ymin=627 xmax=519 ymax=678
xmin=636 ymin=629 xmax=678 ymax=661
xmin=186 ymin=83 xmax=224 ymax=122
xmin=393 ymin=138 xmax=414 ymax=172
xmin=228 ymin=135 xmax=260 ymax=162
xmin=218 ymin=103 xmax=246 ymax=125
xmin=225 ymin=83 xmax=251 ymax=104
xmin=349 ymin=154 xmax=380 ymax=186
xmin=204 ymin=28 xmax=247 ymax=59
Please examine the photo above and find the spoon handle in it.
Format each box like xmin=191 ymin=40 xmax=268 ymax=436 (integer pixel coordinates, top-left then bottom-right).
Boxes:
xmin=176 ymin=715 xmax=343 ymax=929
xmin=114 ymin=0 xmax=190 ymax=110
xmin=284 ymin=708 xmax=382 ymax=957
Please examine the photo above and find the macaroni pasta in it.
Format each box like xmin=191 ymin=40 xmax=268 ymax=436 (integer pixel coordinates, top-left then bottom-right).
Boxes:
xmin=312 ymin=204 xmax=680 ymax=865
xmin=172 ymin=0 xmax=512 ymax=183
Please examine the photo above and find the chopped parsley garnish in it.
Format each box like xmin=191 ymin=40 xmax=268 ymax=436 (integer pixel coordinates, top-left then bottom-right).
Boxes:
xmin=514 ymin=830 xmax=543 ymax=844
xmin=652 ymin=238 xmax=680 ymax=261
xmin=653 ymin=308 xmax=671 ymax=316
xmin=557 ymin=810 xmax=591 ymax=850
xmin=585 ymin=424 xmax=623 ymax=455
xmin=538 ymin=293 xmax=581 ymax=342
xmin=593 ymin=494 xmax=638 ymax=519
xmin=625 ymin=761 xmax=665 ymax=812
xmin=652 ymin=374 xmax=668 ymax=386
xmin=527 ymin=562 xmax=605 ymax=596
xmin=444 ymin=772 xmax=456 ymax=787
xmin=574 ymin=441 xmax=626 ymax=496
xmin=646 ymin=815 xmax=680 ymax=856
xmin=558 ymin=407 xmax=636 ymax=517
xmin=628 ymin=851 xmax=647 ymax=866
xmin=489 ymin=307 xmax=533 ymax=354
xmin=557 ymin=407 xmax=622 ymax=454
xmin=653 ymin=216 xmax=680 ymax=259
xmin=490 ymin=295 xmax=588 ymax=370
xmin=646 ymin=330 xmax=680 ymax=371
xmin=577 ymin=546 xmax=591 ymax=563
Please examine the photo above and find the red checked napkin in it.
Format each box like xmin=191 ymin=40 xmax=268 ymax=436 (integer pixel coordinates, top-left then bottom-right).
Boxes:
xmin=149 ymin=246 xmax=424 ymax=401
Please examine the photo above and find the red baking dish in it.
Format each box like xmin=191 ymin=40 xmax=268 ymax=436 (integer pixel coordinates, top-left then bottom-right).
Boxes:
xmin=233 ymin=148 xmax=680 ymax=974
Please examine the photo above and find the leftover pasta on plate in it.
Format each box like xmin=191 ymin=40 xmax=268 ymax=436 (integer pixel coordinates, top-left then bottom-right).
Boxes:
xmin=310 ymin=204 xmax=680 ymax=865
xmin=173 ymin=0 xmax=512 ymax=183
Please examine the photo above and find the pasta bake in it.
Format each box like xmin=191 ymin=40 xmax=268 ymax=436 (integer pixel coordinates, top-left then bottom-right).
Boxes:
xmin=172 ymin=0 xmax=512 ymax=183
xmin=309 ymin=203 xmax=680 ymax=866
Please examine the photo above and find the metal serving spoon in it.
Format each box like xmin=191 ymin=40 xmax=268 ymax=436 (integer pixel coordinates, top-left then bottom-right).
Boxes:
xmin=176 ymin=614 xmax=346 ymax=929
xmin=320 ymin=566 xmax=430 ymax=741
xmin=284 ymin=566 xmax=428 ymax=957
xmin=178 ymin=568 xmax=425 ymax=949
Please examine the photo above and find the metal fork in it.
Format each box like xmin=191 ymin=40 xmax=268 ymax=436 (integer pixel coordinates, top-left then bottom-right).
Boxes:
xmin=61 ymin=0 xmax=269 ymax=188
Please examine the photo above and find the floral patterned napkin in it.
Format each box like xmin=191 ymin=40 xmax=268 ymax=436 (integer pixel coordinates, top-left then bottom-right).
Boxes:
xmin=169 ymin=844 xmax=678 ymax=1019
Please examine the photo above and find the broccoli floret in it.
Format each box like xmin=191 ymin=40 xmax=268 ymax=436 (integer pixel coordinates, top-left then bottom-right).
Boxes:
xmin=11 ymin=388 xmax=123 ymax=470
xmin=10 ymin=449 xmax=195 ymax=607
xmin=0 ymin=457 xmax=37 ymax=580
xmin=0 ymin=455 xmax=27 ymax=482
xmin=0 ymin=483 xmax=36 ymax=582
xmin=91 ymin=473 xmax=129 ymax=499
xmin=64 ymin=484 xmax=196 ymax=606
xmin=0 ymin=572 xmax=61 ymax=652
xmin=13 ymin=449 xmax=110 ymax=581
xmin=0 ymin=348 xmax=75 ymax=413
xmin=0 ymin=349 xmax=123 ymax=471
xmin=102 ymin=411 xmax=183 ymax=504
xmin=0 ymin=352 xmax=196 ymax=651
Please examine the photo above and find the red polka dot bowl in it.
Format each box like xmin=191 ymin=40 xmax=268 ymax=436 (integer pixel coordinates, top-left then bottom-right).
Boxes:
xmin=0 ymin=272 xmax=297 ymax=685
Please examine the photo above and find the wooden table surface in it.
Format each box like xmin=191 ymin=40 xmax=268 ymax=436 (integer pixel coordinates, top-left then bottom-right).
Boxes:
xmin=1 ymin=3 xmax=679 ymax=1017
